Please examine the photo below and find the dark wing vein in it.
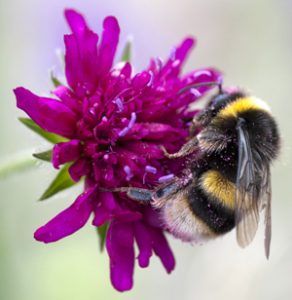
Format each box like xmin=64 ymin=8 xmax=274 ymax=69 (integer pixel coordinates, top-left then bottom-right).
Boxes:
xmin=235 ymin=118 xmax=260 ymax=248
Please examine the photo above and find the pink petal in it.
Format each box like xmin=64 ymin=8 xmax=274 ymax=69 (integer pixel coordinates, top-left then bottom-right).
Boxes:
xmin=92 ymin=205 xmax=112 ymax=226
xmin=160 ymin=37 xmax=195 ymax=79
xmin=52 ymin=140 xmax=81 ymax=169
xmin=92 ymin=192 xmax=117 ymax=226
xmin=134 ymin=222 xmax=152 ymax=268
xmin=102 ymin=165 xmax=114 ymax=182
xmin=97 ymin=16 xmax=120 ymax=76
xmin=102 ymin=191 xmax=117 ymax=210
xmin=120 ymin=62 xmax=132 ymax=78
xmin=64 ymin=9 xmax=88 ymax=34
xmin=124 ymin=142 xmax=164 ymax=159
xmin=69 ymin=158 xmax=90 ymax=182
xmin=106 ymin=221 xmax=135 ymax=291
xmin=174 ymin=37 xmax=195 ymax=62
xmin=115 ymin=211 xmax=142 ymax=223
xmin=126 ymin=123 xmax=187 ymax=141
xmin=34 ymin=188 xmax=94 ymax=243
xmin=15 ymin=87 xmax=77 ymax=138
xmin=144 ymin=206 xmax=163 ymax=228
xmin=64 ymin=10 xmax=99 ymax=95
xmin=152 ymin=229 xmax=175 ymax=273
xmin=132 ymin=71 xmax=151 ymax=90
xmin=53 ymin=85 xmax=81 ymax=113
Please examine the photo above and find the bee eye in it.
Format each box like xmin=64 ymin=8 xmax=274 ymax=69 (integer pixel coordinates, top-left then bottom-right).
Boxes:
xmin=210 ymin=107 xmax=217 ymax=117
xmin=211 ymin=93 xmax=230 ymax=109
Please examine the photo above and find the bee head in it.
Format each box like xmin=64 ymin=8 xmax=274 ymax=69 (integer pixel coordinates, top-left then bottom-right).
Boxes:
xmin=208 ymin=88 xmax=245 ymax=111
xmin=195 ymin=88 xmax=246 ymax=126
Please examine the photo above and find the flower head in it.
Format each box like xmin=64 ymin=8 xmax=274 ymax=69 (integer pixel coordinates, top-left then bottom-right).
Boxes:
xmin=14 ymin=9 xmax=221 ymax=291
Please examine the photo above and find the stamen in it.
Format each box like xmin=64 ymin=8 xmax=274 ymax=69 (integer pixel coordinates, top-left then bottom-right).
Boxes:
xmin=147 ymin=71 xmax=154 ymax=87
xmin=128 ymin=112 xmax=137 ymax=128
xmin=193 ymin=70 xmax=212 ymax=79
xmin=89 ymin=108 xmax=95 ymax=116
xmin=124 ymin=165 xmax=133 ymax=181
xmin=155 ymin=57 xmax=163 ymax=71
xmin=158 ymin=174 xmax=174 ymax=183
xmin=143 ymin=165 xmax=157 ymax=184
xmin=114 ymin=97 xmax=124 ymax=113
xmin=89 ymin=103 xmax=98 ymax=116
xmin=118 ymin=112 xmax=137 ymax=137
xmin=190 ymin=88 xmax=201 ymax=98
xmin=111 ymin=69 xmax=122 ymax=77
xmin=172 ymin=59 xmax=180 ymax=68
xmin=145 ymin=165 xmax=157 ymax=174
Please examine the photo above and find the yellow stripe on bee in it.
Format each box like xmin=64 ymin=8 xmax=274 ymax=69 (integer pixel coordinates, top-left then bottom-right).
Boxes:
xmin=218 ymin=96 xmax=271 ymax=118
xmin=200 ymin=170 xmax=236 ymax=209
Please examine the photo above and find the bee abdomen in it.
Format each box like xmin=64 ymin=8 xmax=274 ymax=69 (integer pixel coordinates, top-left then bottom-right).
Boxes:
xmin=187 ymin=170 xmax=235 ymax=234
xmin=200 ymin=170 xmax=236 ymax=209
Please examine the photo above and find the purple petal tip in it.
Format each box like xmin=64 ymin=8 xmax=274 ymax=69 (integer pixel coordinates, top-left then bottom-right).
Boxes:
xmin=14 ymin=87 xmax=28 ymax=109
xmin=103 ymin=16 xmax=120 ymax=31
xmin=64 ymin=9 xmax=87 ymax=33
xmin=184 ymin=36 xmax=196 ymax=47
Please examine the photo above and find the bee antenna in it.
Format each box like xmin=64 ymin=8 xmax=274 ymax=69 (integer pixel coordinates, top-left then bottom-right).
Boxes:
xmin=177 ymin=77 xmax=224 ymax=96
xmin=217 ymin=75 xmax=224 ymax=94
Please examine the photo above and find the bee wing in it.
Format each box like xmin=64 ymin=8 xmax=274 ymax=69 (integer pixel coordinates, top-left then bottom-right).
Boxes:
xmin=260 ymin=164 xmax=272 ymax=259
xmin=235 ymin=118 xmax=260 ymax=248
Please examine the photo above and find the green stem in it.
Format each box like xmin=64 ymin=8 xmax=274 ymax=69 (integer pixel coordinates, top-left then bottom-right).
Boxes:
xmin=0 ymin=150 xmax=36 ymax=179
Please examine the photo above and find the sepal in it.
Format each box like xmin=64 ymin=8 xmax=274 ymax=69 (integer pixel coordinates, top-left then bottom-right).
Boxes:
xmin=40 ymin=164 xmax=76 ymax=200
xmin=50 ymin=70 xmax=64 ymax=88
xmin=19 ymin=117 xmax=67 ymax=144
xmin=96 ymin=223 xmax=109 ymax=252
xmin=33 ymin=150 xmax=52 ymax=162
xmin=120 ymin=37 xmax=133 ymax=62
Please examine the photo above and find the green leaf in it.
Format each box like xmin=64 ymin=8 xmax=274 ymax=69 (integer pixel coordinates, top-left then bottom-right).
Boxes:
xmin=96 ymin=223 xmax=109 ymax=252
xmin=120 ymin=37 xmax=133 ymax=62
xmin=19 ymin=117 xmax=67 ymax=144
xmin=50 ymin=71 xmax=63 ymax=88
xmin=0 ymin=150 xmax=36 ymax=179
xmin=33 ymin=150 xmax=52 ymax=162
xmin=40 ymin=164 xmax=76 ymax=200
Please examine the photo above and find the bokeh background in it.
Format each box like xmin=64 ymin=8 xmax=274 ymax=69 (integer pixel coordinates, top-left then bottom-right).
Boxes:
xmin=1 ymin=0 xmax=292 ymax=299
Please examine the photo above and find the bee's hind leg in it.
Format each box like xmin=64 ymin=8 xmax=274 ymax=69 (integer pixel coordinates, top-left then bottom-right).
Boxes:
xmin=109 ymin=187 xmax=153 ymax=203
xmin=161 ymin=136 xmax=199 ymax=159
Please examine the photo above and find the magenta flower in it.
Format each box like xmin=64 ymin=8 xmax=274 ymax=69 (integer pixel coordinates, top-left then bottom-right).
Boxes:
xmin=14 ymin=9 xmax=221 ymax=291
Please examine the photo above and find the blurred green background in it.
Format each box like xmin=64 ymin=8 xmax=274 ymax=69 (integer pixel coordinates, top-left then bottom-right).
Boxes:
xmin=1 ymin=0 xmax=292 ymax=299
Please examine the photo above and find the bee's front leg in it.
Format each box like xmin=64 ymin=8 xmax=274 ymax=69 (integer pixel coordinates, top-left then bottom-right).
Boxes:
xmin=189 ymin=118 xmax=202 ymax=135
xmin=161 ymin=136 xmax=199 ymax=159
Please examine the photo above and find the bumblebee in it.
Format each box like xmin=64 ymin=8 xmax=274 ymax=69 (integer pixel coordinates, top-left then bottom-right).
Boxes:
xmin=116 ymin=87 xmax=280 ymax=258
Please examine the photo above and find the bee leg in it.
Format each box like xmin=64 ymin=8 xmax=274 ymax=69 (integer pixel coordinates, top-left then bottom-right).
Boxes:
xmin=189 ymin=119 xmax=201 ymax=135
xmin=161 ymin=136 xmax=199 ymax=159
xmin=153 ymin=181 xmax=178 ymax=198
xmin=109 ymin=187 xmax=153 ymax=203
